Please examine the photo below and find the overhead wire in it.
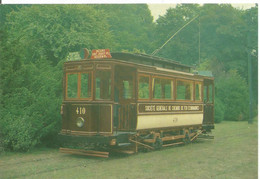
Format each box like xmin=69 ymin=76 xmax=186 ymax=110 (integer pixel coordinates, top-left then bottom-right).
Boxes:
xmin=151 ymin=15 xmax=199 ymax=56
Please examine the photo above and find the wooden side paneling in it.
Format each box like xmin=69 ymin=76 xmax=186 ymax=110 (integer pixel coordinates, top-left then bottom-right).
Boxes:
xmin=62 ymin=104 xmax=112 ymax=135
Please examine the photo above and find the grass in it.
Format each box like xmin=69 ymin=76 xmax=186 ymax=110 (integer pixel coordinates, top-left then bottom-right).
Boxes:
xmin=0 ymin=120 xmax=258 ymax=179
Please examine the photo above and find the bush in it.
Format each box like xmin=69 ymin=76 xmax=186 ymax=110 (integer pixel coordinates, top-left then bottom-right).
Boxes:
xmin=1 ymin=114 xmax=38 ymax=151
xmin=216 ymin=70 xmax=249 ymax=121
xmin=214 ymin=97 xmax=225 ymax=123
xmin=0 ymin=61 xmax=63 ymax=151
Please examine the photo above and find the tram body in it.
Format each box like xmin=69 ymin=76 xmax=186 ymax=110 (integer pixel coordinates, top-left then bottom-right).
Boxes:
xmin=59 ymin=50 xmax=214 ymax=157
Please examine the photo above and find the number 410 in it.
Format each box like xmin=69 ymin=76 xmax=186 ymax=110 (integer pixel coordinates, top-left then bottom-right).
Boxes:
xmin=76 ymin=107 xmax=86 ymax=115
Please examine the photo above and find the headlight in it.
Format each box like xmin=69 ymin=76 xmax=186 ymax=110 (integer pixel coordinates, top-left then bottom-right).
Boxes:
xmin=76 ymin=117 xmax=85 ymax=128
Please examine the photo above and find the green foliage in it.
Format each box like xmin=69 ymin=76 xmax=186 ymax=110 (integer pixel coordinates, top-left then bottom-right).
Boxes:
xmin=214 ymin=97 xmax=225 ymax=123
xmin=0 ymin=61 xmax=63 ymax=151
xmin=138 ymin=76 xmax=150 ymax=99
xmin=98 ymin=4 xmax=155 ymax=53
xmin=216 ymin=70 xmax=249 ymax=121
xmin=154 ymin=4 xmax=200 ymax=64
xmin=1 ymin=109 xmax=38 ymax=151
xmin=155 ymin=4 xmax=257 ymax=108
xmin=6 ymin=5 xmax=114 ymax=65
xmin=0 ymin=4 xmax=258 ymax=151
xmin=0 ymin=4 xmax=117 ymax=151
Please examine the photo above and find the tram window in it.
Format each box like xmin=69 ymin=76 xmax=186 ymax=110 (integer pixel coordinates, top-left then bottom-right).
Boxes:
xmin=153 ymin=78 xmax=173 ymax=100
xmin=95 ymin=71 xmax=111 ymax=100
xmin=81 ymin=73 xmax=92 ymax=98
xmin=138 ymin=76 xmax=150 ymax=99
xmin=123 ymin=80 xmax=133 ymax=99
xmin=195 ymin=83 xmax=202 ymax=101
xmin=67 ymin=73 xmax=78 ymax=98
xmin=176 ymin=80 xmax=193 ymax=101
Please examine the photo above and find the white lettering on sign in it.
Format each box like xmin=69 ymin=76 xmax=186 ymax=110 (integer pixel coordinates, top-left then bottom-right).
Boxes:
xmin=156 ymin=105 xmax=168 ymax=111
xmin=142 ymin=104 xmax=201 ymax=113
xmin=188 ymin=106 xmax=200 ymax=110
xmin=76 ymin=107 xmax=86 ymax=115
xmin=172 ymin=106 xmax=181 ymax=110
xmin=145 ymin=105 xmax=156 ymax=112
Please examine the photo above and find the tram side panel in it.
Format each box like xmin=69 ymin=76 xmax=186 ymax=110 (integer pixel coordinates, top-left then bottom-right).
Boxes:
xmin=136 ymin=103 xmax=204 ymax=130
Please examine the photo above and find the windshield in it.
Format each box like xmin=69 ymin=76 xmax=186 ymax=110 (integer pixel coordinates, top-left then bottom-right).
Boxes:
xmin=66 ymin=72 xmax=92 ymax=100
xmin=65 ymin=70 xmax=112 ymax=100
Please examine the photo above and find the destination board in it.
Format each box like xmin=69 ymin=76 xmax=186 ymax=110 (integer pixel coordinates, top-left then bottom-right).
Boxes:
xmin=91 ymin=49 xmax=112 ymax=59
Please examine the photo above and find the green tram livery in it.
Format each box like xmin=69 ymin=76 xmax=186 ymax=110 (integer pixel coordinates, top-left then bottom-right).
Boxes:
xmin=59 ymin=49 xmax=214 ymax=157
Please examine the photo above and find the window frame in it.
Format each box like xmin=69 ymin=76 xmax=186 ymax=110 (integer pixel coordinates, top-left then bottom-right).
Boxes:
xmin=80 ymin=72 xmax=93 ymax=100
xmin=195 ymin=81 xmax=203 ymax=102
xmin=152 ymin=75 xmax=174 ymax=101
xmin=137 ymin=74 xmax=151 ymax=101
xmin=94 ymin=70 xmax=112 ymax=101
xmin=176 ymin=79 xmax=194 ymax=102
xmin=122 ymin=80 xmax=134 ymax=100
xmin=65 ymin=71 xmax=93 ymax=101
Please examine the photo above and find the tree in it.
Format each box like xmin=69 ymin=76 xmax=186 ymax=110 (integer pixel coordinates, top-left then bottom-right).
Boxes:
xmin=154 ymin=4 xmax=200 ymax=65
xmin=155 ymin=4 xmax=258 ymax=119
xmin=0 ymin=5 xmax=116 ymax=151
xmin=97 ymin=4 xmax=155 ymax=53
xmin=6 ymin=5 xmax=114 ymax=65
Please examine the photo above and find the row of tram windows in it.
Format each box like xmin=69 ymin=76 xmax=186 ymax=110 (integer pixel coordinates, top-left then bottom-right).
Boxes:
xmin=66 ymin=71 xmax=210 ymax=102
xmin=138 ymin=75 xmax=203 ymax=102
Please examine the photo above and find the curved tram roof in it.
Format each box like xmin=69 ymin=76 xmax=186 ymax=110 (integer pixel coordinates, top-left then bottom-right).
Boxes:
xmin=65 ymin=51 xmax=214 ymax=79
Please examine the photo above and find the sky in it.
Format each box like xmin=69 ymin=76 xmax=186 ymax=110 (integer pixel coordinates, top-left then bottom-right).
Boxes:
xmin=148 ymin=3 xmax=256 ymax=21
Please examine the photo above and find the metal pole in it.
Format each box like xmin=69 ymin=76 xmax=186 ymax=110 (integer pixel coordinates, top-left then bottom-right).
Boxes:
xmin=198 ymin=15 xmax=201 ymax=65
xmin=247 ymin=17 xmax=253 ymax=124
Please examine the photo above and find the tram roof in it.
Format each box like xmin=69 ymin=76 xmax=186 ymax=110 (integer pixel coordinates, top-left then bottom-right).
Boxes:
xmin=111 ymin=52 xmax=192 ymax=73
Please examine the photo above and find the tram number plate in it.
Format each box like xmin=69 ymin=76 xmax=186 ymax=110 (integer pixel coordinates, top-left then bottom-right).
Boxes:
xmin=76 ymin=107 xmax=86 ymax=115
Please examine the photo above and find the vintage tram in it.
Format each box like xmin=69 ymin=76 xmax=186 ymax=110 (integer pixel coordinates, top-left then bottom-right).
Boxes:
xmin=59 ymin=49 xmax=214 ymax=157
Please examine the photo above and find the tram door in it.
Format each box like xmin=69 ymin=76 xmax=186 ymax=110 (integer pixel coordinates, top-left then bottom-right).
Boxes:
xmin=203 ymin=79 xmax=214 ymax=128
xmin=114 ymin=66 xmax=136 ymax=131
